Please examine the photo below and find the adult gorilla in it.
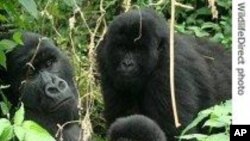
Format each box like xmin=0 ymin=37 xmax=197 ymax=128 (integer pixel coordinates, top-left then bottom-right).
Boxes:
xmin=97 ymin=9 xmax=231 ymax=140
xmin=0 ymin=32 xmax=82 ymax=141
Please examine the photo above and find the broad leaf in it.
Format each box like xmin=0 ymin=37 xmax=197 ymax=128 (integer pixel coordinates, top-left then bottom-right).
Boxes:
xmin=14 ymin=103 xmax=25 ymax=126
xmin=14 ymin=126 xmax=26 ymax=141
xmin=178 ymin=134 xmax=207 ymax=141
xmin=0 ymin=119 xmax=14 ymax=141
xmin=0 ymin=102 xmax=9 ymax=116
xmin=13 ymin=32 xmax=24 ymax=45
xmin=0 ymin=51 xmax=6 ymax=68
xmin=18 ymin=0 xmax=39 ymax=19
xmin=22 ymin=121 xmax=56 ymax=141
xmin=0 ymin=39 xmax=18 ymax=53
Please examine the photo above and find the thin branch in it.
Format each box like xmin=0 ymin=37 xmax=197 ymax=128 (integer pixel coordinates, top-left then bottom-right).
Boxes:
xmin=55 ymin=120 xmax=81 ymax=141
xmin=122 ymin=0 xmax=131 ymax=12
xmin=149 ymin=0 xmax=165 ymax=6
xmin=133 ymin=6 xmax=142 ymax=42
xmin=0 ymin=85 xmax=10 ymax=90
xmin=25 ymin=37 xmax=47 ymax=75
xmin=170 ymin=0 xmax=181 ymax=128
xmin=175 ymin=2 xmax=194 ymax=10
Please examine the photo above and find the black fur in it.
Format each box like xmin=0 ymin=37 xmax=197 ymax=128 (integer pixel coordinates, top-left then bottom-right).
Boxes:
xmin=96 ymin=9 xmax=231 ymax=140
xmin=108 ymin=115 xmax=166 ymax=141
xmin=0 ymin=32 xmax=82 ymax=141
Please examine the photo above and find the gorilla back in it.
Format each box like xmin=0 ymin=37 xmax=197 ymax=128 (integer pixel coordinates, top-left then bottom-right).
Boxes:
xmin=97 ymin=9 xmax=231 ymax=140
xmin=0 ymin=32 xmax=82 ymax=140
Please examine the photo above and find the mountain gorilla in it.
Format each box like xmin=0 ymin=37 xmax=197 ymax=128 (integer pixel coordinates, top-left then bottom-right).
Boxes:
xmin=0 ymin=32 xmax=82 ymax=141
xmin=97 ymin=9 xmax=231 ymax=141
xmin=108 ymin=115 xmax=166 ymax=141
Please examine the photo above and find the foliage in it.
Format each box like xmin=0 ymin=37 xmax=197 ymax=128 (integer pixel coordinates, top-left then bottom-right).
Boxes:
xmin=178 ymin=100 xmax=231 ymax=141
xmin=0 ymin=0 xmax=231 ymax=140
xmin=0 ymin=101 xmax=55 ymax=141
xmin=0 ymin=32 xmax=23 ymax=68
xmin=172 ymin=0 xmax=232 ymax=48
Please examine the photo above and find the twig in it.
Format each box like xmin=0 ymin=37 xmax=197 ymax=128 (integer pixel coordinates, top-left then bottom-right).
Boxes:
xmin=134 ymin=7 xmax=142 ymax=42
xmin=0 ymin=85 xmax=10 ymax=90
xmin=202 ymin=55 xmax=214 ymax=61
xmin=208 ymin=0 xmax=218 ymax=19
xmin=170 ymin=0 xmax=181 ymax=128
xmin=122 ymin=0 xmax=131 ymax=12
xmin=175 ymin=2 xmax=194 ymax=9
xmin=149 ymin=0 xmax=165 ymax=6
xmin=25 ymin=37 xmax=47 ymax=74
xmin=55 ymin=120 xmax=81 ymax=141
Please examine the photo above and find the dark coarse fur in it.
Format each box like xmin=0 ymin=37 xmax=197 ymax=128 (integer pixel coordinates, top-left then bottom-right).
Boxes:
xmin=96 ymin=9 xmax=231 ymax=140
xmin=108 ymin=115 xmax=166 ymax=141
xmin=0 ymin=32 xmax=82 ymax=141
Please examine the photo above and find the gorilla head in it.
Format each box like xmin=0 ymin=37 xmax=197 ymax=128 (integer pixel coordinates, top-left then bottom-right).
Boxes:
xmin=108 ymin=115 xmax=167 ymax=141
xmin=0 ymin=32 xmax=81 ymax=139
xmin=98 ymin=9 xmax=168 ymax=88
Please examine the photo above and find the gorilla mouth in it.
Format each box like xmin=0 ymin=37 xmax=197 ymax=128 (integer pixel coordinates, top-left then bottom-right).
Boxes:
xmin=118 ymin=69 xmax=139 ymax=77
xmin=49 ymin=97 xmax=72 ymax=112
xmin=120 ymin=72 xmax=134 ymax=77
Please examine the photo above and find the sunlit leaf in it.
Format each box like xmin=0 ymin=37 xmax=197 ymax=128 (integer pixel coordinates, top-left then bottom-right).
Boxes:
xmin=18 ymin=0 xmax=39 ymax=19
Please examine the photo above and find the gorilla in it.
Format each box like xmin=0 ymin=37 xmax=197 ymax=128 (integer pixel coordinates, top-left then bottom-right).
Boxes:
xmin=108 ymin=115 xmax=166 ymax=141
xmin=0 ymin=32 xmax=82 ymax=141
xmin=96 ymin=9 xmax=231 ymax=141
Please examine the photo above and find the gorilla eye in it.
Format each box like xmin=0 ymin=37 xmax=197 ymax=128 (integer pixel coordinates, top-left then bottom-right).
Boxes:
xmin=45 ymin=59 xmax=54 ymax=68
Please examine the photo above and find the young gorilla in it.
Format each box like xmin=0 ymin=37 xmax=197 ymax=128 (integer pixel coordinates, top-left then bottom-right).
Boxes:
xmin=97 ymin=9 xmax=231 ymax=140
xmin=0 ymin=32 xmax=82 ymax=141
xmin=108 ymin=115 xmax=166 ymax=141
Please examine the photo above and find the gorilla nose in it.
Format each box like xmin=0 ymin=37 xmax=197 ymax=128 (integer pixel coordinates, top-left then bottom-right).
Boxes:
xmin=121 ymin=59 xmax=135 ymax=72
xmin=45 ymin=77 xmax=68 ymax=96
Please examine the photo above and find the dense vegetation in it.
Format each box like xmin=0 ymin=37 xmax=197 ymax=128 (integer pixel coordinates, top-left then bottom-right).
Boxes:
xmin=0 ymin=0 xmax=231 ymax=141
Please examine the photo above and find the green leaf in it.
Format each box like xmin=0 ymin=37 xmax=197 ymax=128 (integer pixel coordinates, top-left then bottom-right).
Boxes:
xmin=180 ymin=108 xmax=212 ymax=136
xmin=13 ymin=32 xmax=24 ymax=45
xmin=196 ymin=7 xmax=211 ymax=16
xmin=187 ymin=26 xmax=209 ymax=37
xmin=0 ymin=102 xmax=9 ymax=116
xmin=203 ymin=118 xmax=227 ymax=128
xmin=18 ymin=0 xmax=39 ymax=19
xmin=178 ymin=134 xmax=208 ymax=141
xmin=22 ymin=121 xmax=56 ymax=141
xmin=0 ymin=39 xmax=18 ymax=53
xmin=0 ymin=51 xmax=6 ymax=69
xmin=14 ymin=103 xmax=25 ymax=126
xmin=175 ymin=24 xmax=186 ymax=33
xmin=0 ymin=92 xmax=12 ymax=110
xmin=14 ymin=126 xmax=26 ymax=141
xmin=212 ymin=33 xmax=224 ymax=42
xmin=201 ymin=22 xmax=220 ymax=31
xmin=0 ymin=119 xmax=14 ymax=141
xmin=205 ymin=133 xmax=229 ymax=141
xmin=0 ymin=14 xmax=7 ymax=22
xmin=63 ymin=0 xmax=75 ymax=7
xmin=0 ymin=118 xmax=11 ymax=135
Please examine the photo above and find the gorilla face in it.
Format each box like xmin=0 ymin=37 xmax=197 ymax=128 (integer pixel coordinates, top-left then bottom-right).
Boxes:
xmin=4 ymin=32 xmax=78 ymax=122
xmin=100 ymin=10 xmax=167 ymax=85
